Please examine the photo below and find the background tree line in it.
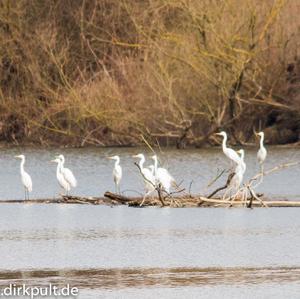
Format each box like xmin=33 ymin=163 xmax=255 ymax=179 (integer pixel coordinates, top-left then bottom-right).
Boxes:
xmin=0 ymin=0 xmax=299 ymax=147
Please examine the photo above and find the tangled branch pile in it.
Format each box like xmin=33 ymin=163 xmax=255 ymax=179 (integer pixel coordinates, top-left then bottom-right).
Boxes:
xmin=0 ymin=0 xmax=299 ymax=146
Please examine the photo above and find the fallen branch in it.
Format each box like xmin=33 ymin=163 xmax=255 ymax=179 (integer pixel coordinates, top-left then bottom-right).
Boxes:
xmin=207 ymin=172 xmax=235 ymax=198
xmin=249 ymin=161 xmax=300 ymax=187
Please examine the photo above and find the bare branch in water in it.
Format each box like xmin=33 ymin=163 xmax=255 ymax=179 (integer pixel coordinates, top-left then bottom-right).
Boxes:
xmin=207 ymin=172 xmax=235 ymax=198
xmin=249 ymin=161 xmax=300 ymax=188
xmin=207 ymin=169 xmax=226 ymax=188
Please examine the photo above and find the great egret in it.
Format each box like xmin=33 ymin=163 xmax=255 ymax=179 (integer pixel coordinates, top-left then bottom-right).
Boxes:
xmin=148 ymin=165 xmax=155 ymax=175
xmin=132 ymin=153 xmax=156 ymax=206
xmin=256 ymin=132 xmax=267 ymax=173
xmin=237 ymin=149 xmax=246 ymax=174
xmin=15 ymin=155 xmax=32 ymax=200
xmin=151 ymin=155 xmax=175 ymax=194
xmin=57 ymin=154 xmax=77 ymax=188
xmin=215 ymin=131 xmax=241 ymax=165
xmin=51 ymin=158 xmax=71 ymax=194
xmin=108 ymin=155 xmax=122 ymax=194
xmin=224 ymin=149 xmax=246 ymax=200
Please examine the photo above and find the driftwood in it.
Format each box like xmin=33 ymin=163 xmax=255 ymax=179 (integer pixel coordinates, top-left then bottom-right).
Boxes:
xmin=103 ymin=192 xmax=300 ymax=208
xmin=0 ymin=193 xmax=299 ymax=207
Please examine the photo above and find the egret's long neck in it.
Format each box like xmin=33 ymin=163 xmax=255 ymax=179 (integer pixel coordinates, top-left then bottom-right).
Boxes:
xmin=56 ymin=161 xmax=61 ymax=177
xmin=60 ymin=158 xmax=65 ymax=170
xmin=20 ymin=158 xmax=25 ymax=175
xmin=260 ymin=135 xmax=264 ymax=149
xmin=222 ymin=134 xmax=227 ymax=151
xmin=139 ymin=156 xmax=145 ymax=170
xmin=115 ymin=157 xmax=120 ymax=167
xmin=240 ymin=152 xmax=244 ymax=161
xmin=153 ymin=157 xmax=158 ymax=175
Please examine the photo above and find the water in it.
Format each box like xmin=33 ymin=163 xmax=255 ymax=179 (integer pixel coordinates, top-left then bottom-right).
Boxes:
xmin=0 ymin=146 xmax=300 ymax=298
xmin=1 ymin=146 xmax=300 ymax=200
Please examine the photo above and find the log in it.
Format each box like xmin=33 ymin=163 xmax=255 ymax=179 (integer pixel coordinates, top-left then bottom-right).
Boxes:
xmin=0 ymin=193 xmax=299 ymax=208
xmin=103 ymin=192 xmax=135 ymax=203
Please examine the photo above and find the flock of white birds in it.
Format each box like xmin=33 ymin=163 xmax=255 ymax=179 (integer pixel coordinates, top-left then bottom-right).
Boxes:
xmin=14 ymin=131 xmax=267 ymax=205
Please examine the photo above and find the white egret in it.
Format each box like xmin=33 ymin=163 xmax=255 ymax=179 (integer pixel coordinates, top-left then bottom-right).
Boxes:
xmin=57 ymin=154 xmax=77 ymax=188
xmin=148 ymin=165 xmax=155 ymax=175
xmin=223 ymin=149 xmax=246 ymax=201
xmin=237 ymin=149 xmax=246 ymax=174
xmin=108 ymin=155 xmax=122 ymax=194
xmin=132 ymin=153 xmax=156 ymax=206
xmin=215 ymin=131 xmax=241 ymax=165
xmin=15 ymin=155 xmax=33 ymax=200
xmin=256 ymin=132 xmax=267 ymax=173
xmin=151 ymin=155 xmax=175 ymax=194
xmin=51 ymin=158 xmax=71 ymax=194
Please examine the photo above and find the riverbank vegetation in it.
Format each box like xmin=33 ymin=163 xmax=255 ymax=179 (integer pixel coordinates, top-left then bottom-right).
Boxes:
xmin=0 ymin=0 xmax=299 ymax=147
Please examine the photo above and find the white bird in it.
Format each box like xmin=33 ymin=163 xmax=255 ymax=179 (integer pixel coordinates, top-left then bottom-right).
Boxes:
xmin=108 ymin=155 xmax=122 ymax=194
xmin=215 ymin=131 xmax=241 ymax=165
xmin=132 ymin=153 xmax=156 ymax=206
xmin=256 ymin=131 xmax=267 ymax=173
xmin=15 ymin=154 xmax=33 ymax=200
xmin=148 ymin=165 xmax=155 ymax=175
xmin=151 ymin=155 xmax=175 ymax=194
xmin=57 ymin=154 xmax=77 ymax=188
xmin=51 ymin=158 xmax=71 ymax=194
xmin=237 ymin=149 xmax=246 ymax=174
xmin=224 ymin=149 xmax=246 ymax=200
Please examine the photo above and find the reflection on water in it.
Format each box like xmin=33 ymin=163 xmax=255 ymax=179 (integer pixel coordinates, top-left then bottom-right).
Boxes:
xmin=0 ymin=146 xmax=299 ymax=200
xmin=0 ymin=266 xmax=299 ymax=289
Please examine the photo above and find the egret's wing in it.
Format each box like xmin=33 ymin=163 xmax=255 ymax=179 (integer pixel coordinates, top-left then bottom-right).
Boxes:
xmin=62 ymin=167 xmax=77 ymax=187
xmin=22 ymin=171 xmax=33 ymax=192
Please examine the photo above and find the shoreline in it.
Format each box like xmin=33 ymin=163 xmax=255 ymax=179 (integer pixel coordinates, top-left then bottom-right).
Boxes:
xmin=1 ymin=142 xmax=300 ymax=150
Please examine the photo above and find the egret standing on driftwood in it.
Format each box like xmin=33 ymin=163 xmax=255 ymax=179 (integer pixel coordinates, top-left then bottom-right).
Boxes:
xmin=51 ymin=158 xmax=71 ymax=194
xmin=223 ymin=149 xmax=246 ymax=200
xmin=132 ymin=153 xmax=156 ymax=206
xmin=237 ymin=149 xmax=246 ymax=174
xmin=108 ymin=155 xmax=122 ymax=194
xmin=15 ymin=154 xmax=33 ymax=200
xmin=57 ymin=154 xmax=77 ymax=188
xmin=256 ymin=132 xmax=267 ymax=174
xmin=215 ymin=131 xmax=241 ymax=165
xmin=151 ymin=155 xmax=175 ymax=194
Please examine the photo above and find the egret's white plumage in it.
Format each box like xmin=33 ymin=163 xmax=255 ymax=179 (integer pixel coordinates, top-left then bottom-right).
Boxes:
xmin=57 ymin=154 xmax=77 ymax=188
xmin=108 ymin=155 xmax=122 ymax=194
xmin=216 ymin=131 xmax=241 ymax=165
xmin=151 ymin=155 xmax=175 ymax=194
xmin=51 ymin=158 xmax=71 ymax=193
xmin=15 ymin=154 xmax=32 ymax=200
xmin=232 ymin=149 xmax=246 ymax=188
xmin=148 ymin=165 xmax=155 ymax=175
xmin=237 ymin=149 xmax=246 ymax=174
xmin=132 ymin=153 xmax=156 ymax=206
xmin=257 ymin=132 xmax=267 ymax=172
xmin=224 ymin=149 xmax=246 ymax=200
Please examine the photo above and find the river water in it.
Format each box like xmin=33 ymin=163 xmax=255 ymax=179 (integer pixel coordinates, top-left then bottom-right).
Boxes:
xmin=0 ymin=146 xmax=300 ymax=298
